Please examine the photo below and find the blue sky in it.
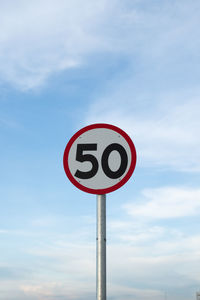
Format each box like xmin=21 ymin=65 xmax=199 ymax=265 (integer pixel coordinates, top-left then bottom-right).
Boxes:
xmin=0 ymin=0 xmax=200 ymax=299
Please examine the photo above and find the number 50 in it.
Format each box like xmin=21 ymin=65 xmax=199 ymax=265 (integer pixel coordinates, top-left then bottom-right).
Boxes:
xmin=74 ymin=143 xmax=128 ymax=180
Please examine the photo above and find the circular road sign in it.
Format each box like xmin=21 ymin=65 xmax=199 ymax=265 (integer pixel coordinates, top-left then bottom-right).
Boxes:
xmin=63 ymin=123 xmax=137 ymax=194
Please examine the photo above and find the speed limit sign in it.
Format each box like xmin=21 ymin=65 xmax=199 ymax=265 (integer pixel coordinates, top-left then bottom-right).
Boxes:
xmin=63 ymin=123 xmax=136 ymax=194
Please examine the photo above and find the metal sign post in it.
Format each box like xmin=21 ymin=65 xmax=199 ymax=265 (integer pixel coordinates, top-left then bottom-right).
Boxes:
xmin=63 ymin=123 xmax=137 ymax=300
xmin=97 ymin=194 xmax=106 ymax=300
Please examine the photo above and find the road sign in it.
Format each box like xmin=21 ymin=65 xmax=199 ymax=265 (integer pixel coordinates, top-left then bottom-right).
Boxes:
xmin=63 ymin=123 xmax=136 ymax=194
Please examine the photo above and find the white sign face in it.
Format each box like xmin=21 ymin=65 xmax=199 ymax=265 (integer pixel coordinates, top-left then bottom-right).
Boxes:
xmin=63 ymin=124 xmax=136 ymax=194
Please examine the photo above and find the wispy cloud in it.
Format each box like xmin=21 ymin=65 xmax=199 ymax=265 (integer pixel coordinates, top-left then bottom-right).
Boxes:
xmin=124 ymin=187 xmax=200 ymax=219
xmin=86 ymin=85 xmax=200 ymax=172
xmin=1 ymin=0 xmax=200 ymax=90
xmin=83 ymin=0 xmax=200 ymax=173
xmin=0 ymin=0 xmax=114 ymax=90
xmin=1 ymin=206 xmax=200 ymax=300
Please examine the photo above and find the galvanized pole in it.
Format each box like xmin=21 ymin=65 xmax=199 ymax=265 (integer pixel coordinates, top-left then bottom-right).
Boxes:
xmin=96 ymin=194 xmax=106 ymax=300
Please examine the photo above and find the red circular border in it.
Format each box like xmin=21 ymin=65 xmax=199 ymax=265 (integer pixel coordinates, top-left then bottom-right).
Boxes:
xmin=63 ymin=123 xmax=137 ymax=194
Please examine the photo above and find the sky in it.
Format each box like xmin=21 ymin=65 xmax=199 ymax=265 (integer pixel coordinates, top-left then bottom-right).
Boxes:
xmin=0 ymin=0 xmax=200 ymax=299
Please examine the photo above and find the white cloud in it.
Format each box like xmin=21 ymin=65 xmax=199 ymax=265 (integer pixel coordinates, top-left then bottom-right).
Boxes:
xmin=18 ymin=238 xmax=200 ymax=300
xmin=1 ymin=213 xmax=200 ymax=300
xmin=20 ymin=281 xmax=95 ymax=300
xmin=0 ymin=0 xmax=116 ymax=90
xmin=86 ymin=88 xmax=200 ymax=172
xmin=81 ymin=0 xmax=200 ymax=173
xmin=1 ymin=0 xmax=200 ymax=90
xmin=108 ymin=244 xmax=200 ymax=292
xmin=108 ymin=283 xmax=162 ymax=300
xmin=125 ymin=186 xmax=200 ymax=219
xmin=19 ymin=281 xmax=163 ymax=300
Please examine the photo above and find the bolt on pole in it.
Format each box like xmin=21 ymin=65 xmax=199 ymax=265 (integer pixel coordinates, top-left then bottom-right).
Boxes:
xmin=96 ymin=194 xmax=106 ymax=300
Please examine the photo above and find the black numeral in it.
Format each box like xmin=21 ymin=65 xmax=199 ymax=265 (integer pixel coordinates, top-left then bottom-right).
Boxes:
xmin=74 ymin=144 xmax=98 ymax=179
xmin=102 ymin=143 xmax=128 ymax=179
xmin=74 ymin=143 xmax=128 ymax=179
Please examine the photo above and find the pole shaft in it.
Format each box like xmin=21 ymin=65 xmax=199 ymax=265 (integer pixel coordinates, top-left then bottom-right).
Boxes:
xmin=96 ymin=194 xmax=106 ymax=300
